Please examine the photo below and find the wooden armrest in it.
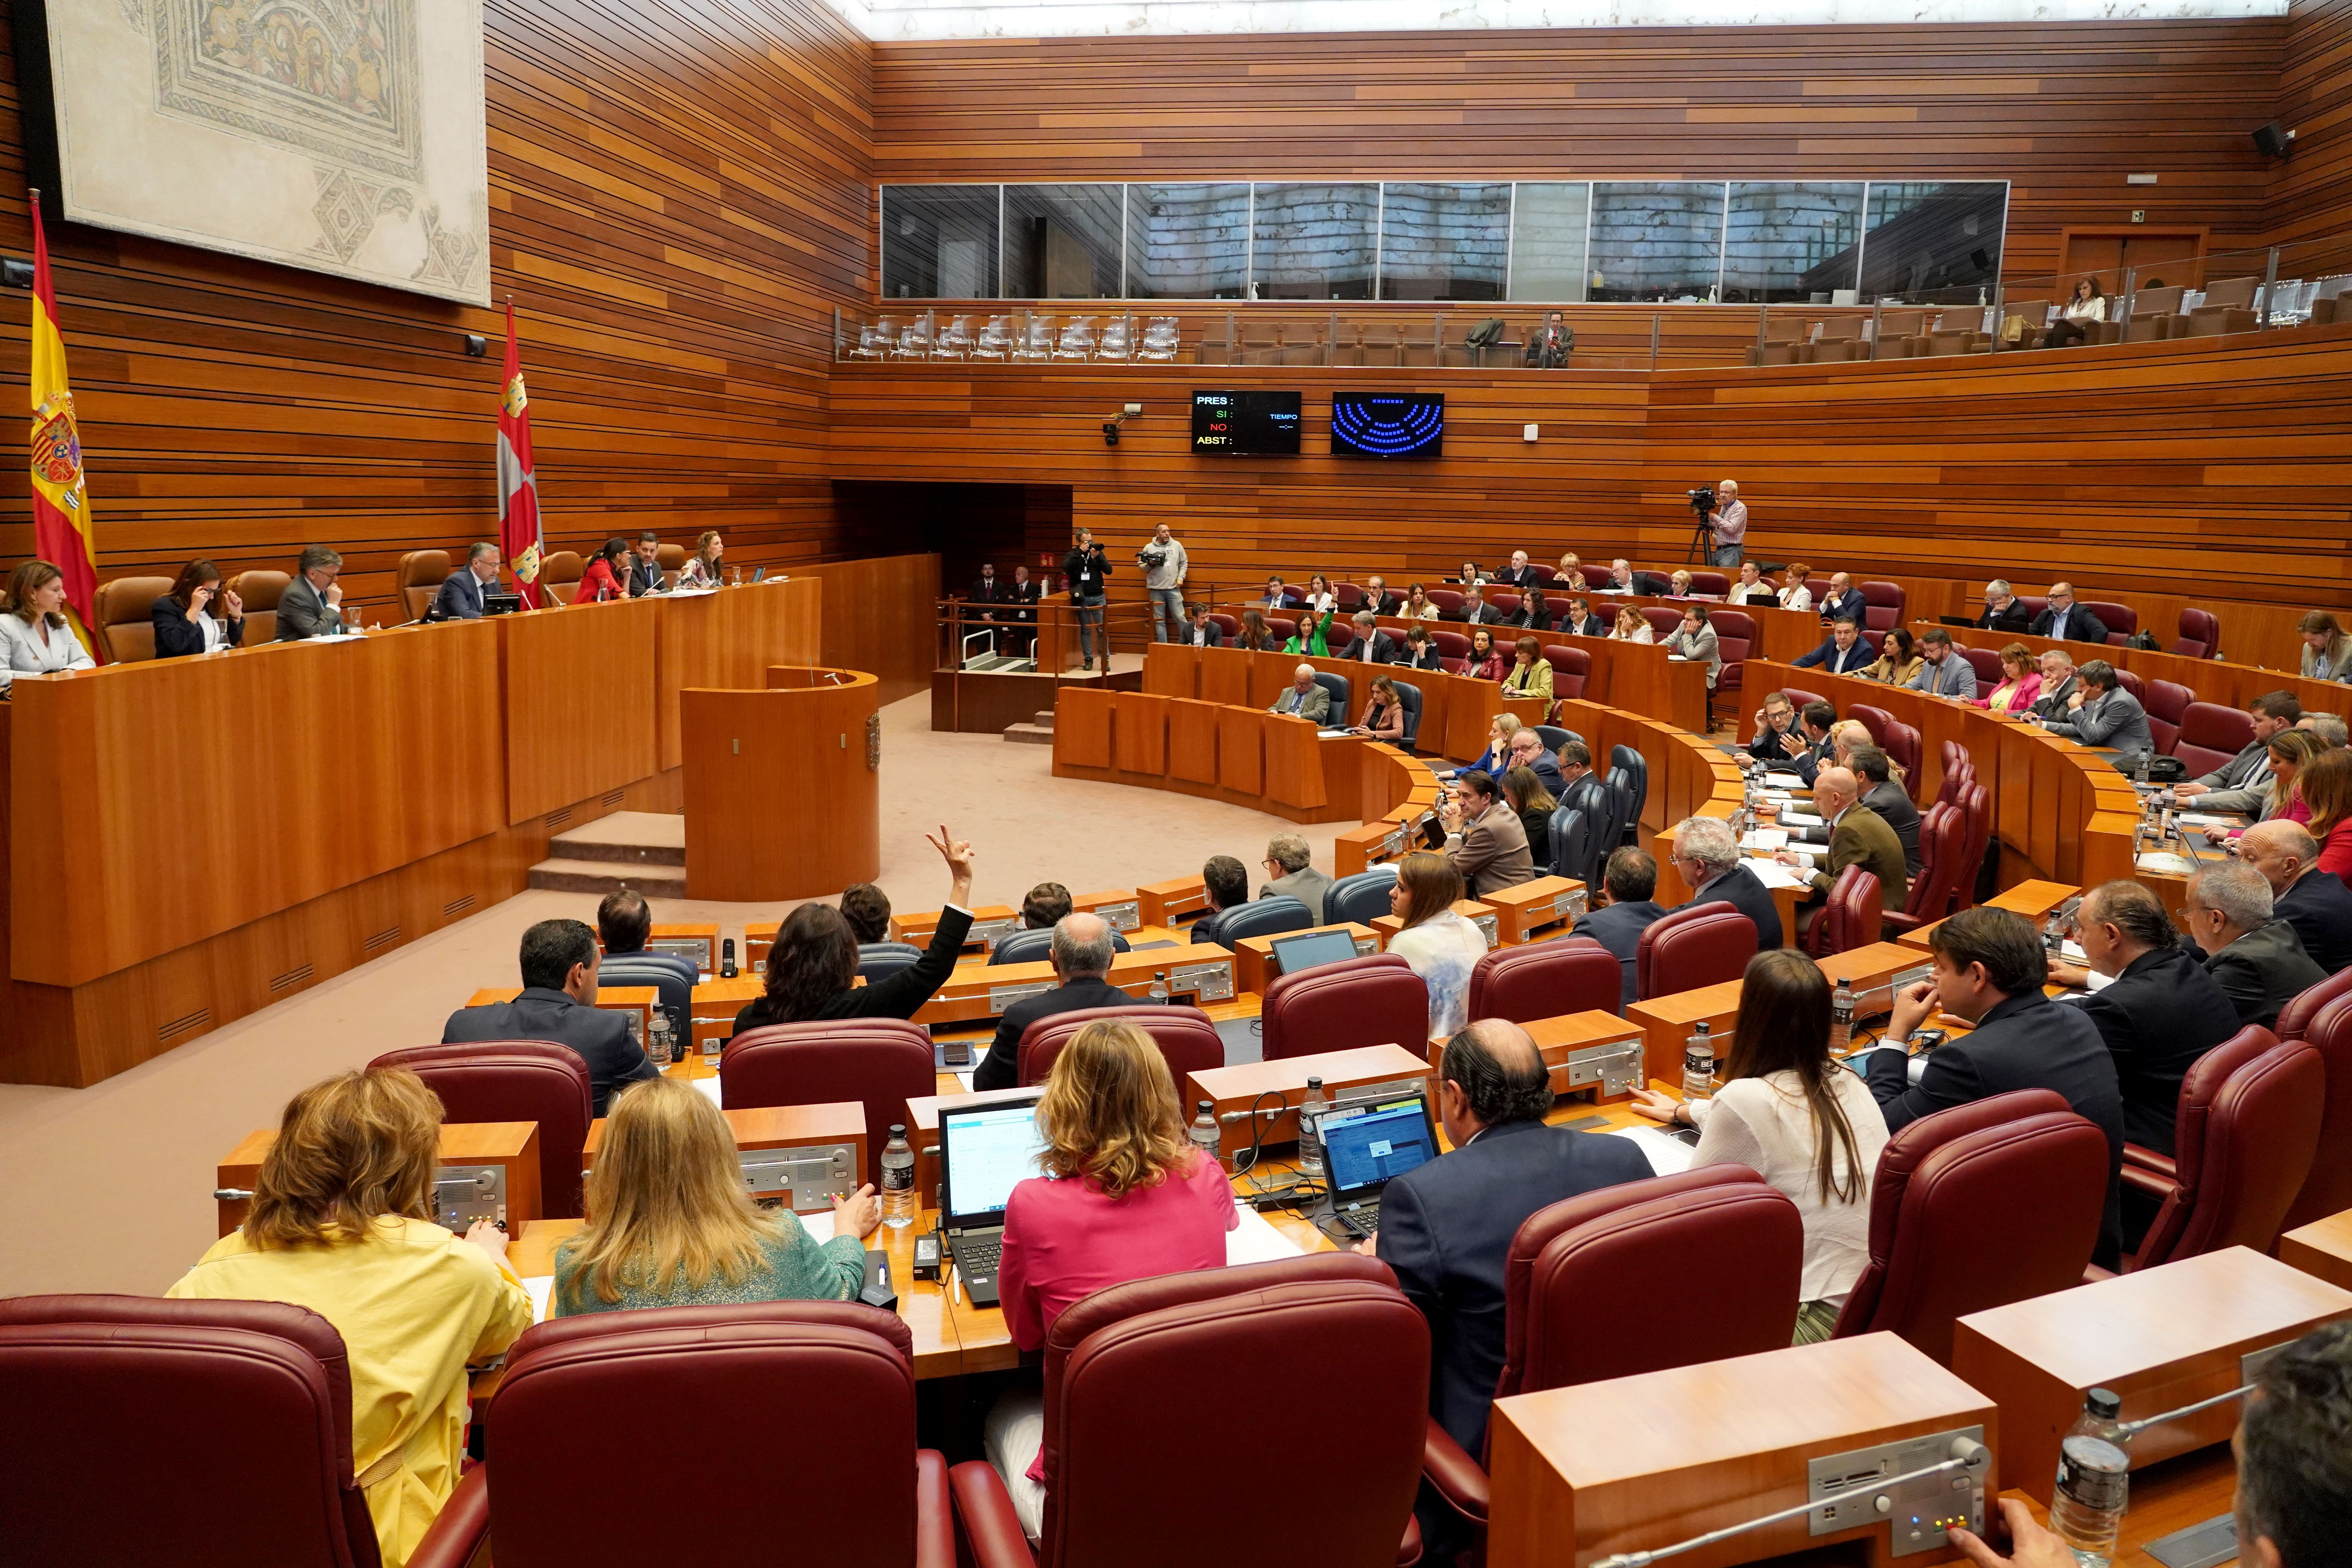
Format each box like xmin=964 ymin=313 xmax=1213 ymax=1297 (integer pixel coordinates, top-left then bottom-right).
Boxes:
xmin=1421 ymin=1416 xmax=1491 ymax=1524
xmin=949 ymin=1459 xmax=1037 ymax=1568
xmin=406 ymin=1465 xmax=488 ymax=1568
xmin=916 ymin=1450 xmax=953 ymax=1568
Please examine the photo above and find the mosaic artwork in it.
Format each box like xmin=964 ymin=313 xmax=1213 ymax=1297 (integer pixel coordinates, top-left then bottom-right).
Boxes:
xmin=45 ymin=0 xmax=489 ymax=304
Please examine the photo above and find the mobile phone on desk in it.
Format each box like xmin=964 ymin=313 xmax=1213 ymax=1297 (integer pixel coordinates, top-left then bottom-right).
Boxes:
xmin=942 ymin=1038 xmax=972 ymax=1067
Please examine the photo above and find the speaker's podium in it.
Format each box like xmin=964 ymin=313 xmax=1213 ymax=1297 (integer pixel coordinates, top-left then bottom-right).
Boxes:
xmin=1487 ymin=1332 xmax=1996 ymax=1568
xmin=681 ymin=665 xmax=879 ymax=900
xmin=932 ymin=596 xmax=1150 ymax=734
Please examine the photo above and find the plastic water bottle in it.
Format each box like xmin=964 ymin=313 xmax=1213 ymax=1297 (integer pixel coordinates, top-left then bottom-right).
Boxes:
xmin=1149 ymin=970 xmax=1169 ymax=1002
xmin=1190 ymin=1100 xmax=1222 ymax=1167
xmin=1298 ymin=1077 xmax=1329 ymax=1180
xmin=1829 ymin=979 xmax=1855 ymax=1054
xmin=880 ymin=1125 xmax=916 ymax=1229
xmin=646 ymin=1009 xmax=673 ymax=1067
xmin=1680 ymin=1023 xmax=1715 ymax=1102
xmin=2050 ymin=1389 xmax=2131 ymax=1566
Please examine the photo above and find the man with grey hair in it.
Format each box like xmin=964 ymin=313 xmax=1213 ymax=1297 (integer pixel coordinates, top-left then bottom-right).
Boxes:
xmin=1708 ymin=478 xmax=1746 ymax=570
xmin=1268 ymin=663 xmax=1330 ymax=724
xmin=277 ymin=543 xmax=347 ymax=641
xmin=2043 ymin=660 xmax=2155 ymax=756
xmin=2185 ymin=860 xmax=2328 ymax=1029
xmin=1345 ymin=610 xmax=1398 ymax=666
xmin=2299 ymin=712 xmax=2348 ymax=748
xmin=974 ymin=912 xmax=1134 ymax=1091
xmin=1666 ymin=815 xmax=1783 ymax=949
xmin=2030 ymin=647 xmax=2080 ymax=721
xmin=1975 ymin=578 xmax=2030 ymax=632
xmin=1363 ymin=574 xmax=1400 ymax=617
xmin=432 ymin=541 xmax=502 ymax=621
xmin=1260 ymin=833 xmax=1332 ymax=921
xmin=2236 ymin=820 xmax=2352 ymax=975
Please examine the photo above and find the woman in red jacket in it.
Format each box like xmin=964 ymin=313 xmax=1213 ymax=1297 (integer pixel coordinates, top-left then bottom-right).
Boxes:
xmin=576 ymin=537 xmax=632 ymax=603
xmin=2301 ymin=748 xmax=2352 ymax=876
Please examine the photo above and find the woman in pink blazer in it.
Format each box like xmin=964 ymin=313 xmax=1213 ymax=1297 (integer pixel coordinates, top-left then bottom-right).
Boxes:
xmin=1972 ymin=643 xmax=2043 ymax=715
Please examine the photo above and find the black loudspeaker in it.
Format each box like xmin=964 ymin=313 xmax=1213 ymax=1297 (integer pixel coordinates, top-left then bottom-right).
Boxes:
xmin=2253 ymin=122 xmax=2293 ymax=159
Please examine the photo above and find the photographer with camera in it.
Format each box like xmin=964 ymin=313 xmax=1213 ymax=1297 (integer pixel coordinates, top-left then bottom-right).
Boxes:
xmin=1135 ymin=522 xmax=1188 ymax=644
xmin=1063 ymin=530 xmax=1110 ymax=671
xmin=1694 ymin=479 xmax=1746 ymax=569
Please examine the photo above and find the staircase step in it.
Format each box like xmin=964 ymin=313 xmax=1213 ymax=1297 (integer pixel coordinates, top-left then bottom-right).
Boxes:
xmin=548 ymin=811 xmax=685 ymax=867
xmin=527 ymin=857 xmax=688 ymax=897
xmin=1003 ymin=722 xmax=1056 ymax=746
xmin=1033 ymin=711 xmax=1056 ymax=728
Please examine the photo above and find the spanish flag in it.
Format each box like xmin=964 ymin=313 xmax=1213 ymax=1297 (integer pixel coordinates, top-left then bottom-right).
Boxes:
xmin=27 ymin=194 xmax=100 ymax=659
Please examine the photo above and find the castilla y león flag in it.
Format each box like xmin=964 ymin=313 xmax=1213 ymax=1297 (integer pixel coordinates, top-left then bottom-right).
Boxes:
xmin=27 ymin=197 xmax=100 ymax=660
xmin=497 ymin=301 xmax=547 ymax=607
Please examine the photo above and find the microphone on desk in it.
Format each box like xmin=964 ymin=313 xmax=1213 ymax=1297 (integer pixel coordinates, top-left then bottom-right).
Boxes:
xmin=213 ymin=1188 xmax=254 ymax=1202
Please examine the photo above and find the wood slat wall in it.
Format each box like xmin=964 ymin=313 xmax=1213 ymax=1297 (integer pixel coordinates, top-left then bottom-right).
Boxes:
xmin=2269 ymin=0 xmax=2352 ymax=271
xmin=826 ymin=325 xmax=2352 ymax=666
xmin=0 ymin=0 xmax=874 ymax=610
xmin=870 ymin=21 xmax=2292 ymax=280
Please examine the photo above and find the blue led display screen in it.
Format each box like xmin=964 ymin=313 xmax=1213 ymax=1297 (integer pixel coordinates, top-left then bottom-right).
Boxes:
xmin=1330 ymin=392 xmax=1444 ymax=459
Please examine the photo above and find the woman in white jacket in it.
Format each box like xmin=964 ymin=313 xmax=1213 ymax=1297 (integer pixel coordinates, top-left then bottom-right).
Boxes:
xmin=1630 ymin=949 xmax=1888 ymax=1343
xmin=0 ymin=559 xmax=96 ymax=695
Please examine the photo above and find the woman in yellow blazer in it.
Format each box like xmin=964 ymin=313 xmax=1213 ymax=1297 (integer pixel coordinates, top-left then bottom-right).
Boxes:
xmin=1501 ymin=634 xmax=1555 ymax=703
xmin=167 ymin=1069 xmax=532 ymax=1567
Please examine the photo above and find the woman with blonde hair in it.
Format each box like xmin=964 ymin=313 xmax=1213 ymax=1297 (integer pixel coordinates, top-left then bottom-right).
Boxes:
xmin=1385 ymin=851 xmax=1491 ymax=1039
xmin=1401 ymin=582 xmax=1440 ymax=621
xmin=167 ymin=1069 xmax=533 ymax=1566
xmin=1439 ymin=711 xmax=1517 ymax=786
xmin=1610 ymin=604 xmax=1654 ymax=644
xmin=987 ymin=1019 xmax=1238 ymax=1537
xmin=2301 ymin=610 xmax=2351 ymax=683
xmin=677 ymin=530 xmax=726 ymax=588
xmin=552 ymin=1076 xmax=878 ymax=1315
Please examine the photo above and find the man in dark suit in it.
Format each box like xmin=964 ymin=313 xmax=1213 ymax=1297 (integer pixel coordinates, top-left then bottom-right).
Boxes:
xmin=1873 ymin=907 xmax=2127 ymax=1270
xmin=1976 ymin=579 xmax=2032 ymax=633
xmin=431 ymin=542 xmax=501 ymax=620
xmin=1452 ymin=590 xmax=1506 ymax=627
xmin=1368 ymin=1020 xmax=1650 ymax=1469
xmin=1181 ymin=601 xmax=1225 ymax=648
xmin=442 ymin=918 xmax=659 ymax=1116
xmin=2046 ymin=882 xmax=2242 ymax=1155
xmin=1666 ymin=815 xmax=1785 ymax=950
xmin=1559 ymin=596 xmax=1607 ymax=638
xmin=1189 ymin=855 xmax=1254 ymax=949
xmin=1505 ymin=728 xmax=1568 ymax=800
xmin=1791 ymin=746 xmax=1921 ymax=877
xmin=1344 ymin=611 xmax=1398 ymax=666
xmin=973 ymin=915 xmax=1144 ymax=1091
xmin=1792 ymin=617 xmax=1874 ymax=675
xmin=2030 ymin=648 xmax=2082 ymax=722
xmin=1361 ymin=575 xmax=1402 ymax=617
xmin=2243 ymin=822 xmax=2352 ymax=973
xmin=2029 ymin=581 xmax=2109 ymax=645
xmin=1814 ymin=573 xmax=1867 ymax=628
xmin=276 ymin=544 xmax=348 ymax=640
xmin=593 ymin=887 xmax=697 ymax=1044
xmin=967 ymin=562 xmax=1007 ymax=646
xmin=1572 ymin=848 xmax=1668 ymax=1009
xmin=1005 ymin=564 xmax=1041 ymax=654
xmin=1745 ymin=690 xmax=1809 ymax=767
xmin=2044 ymin=661 xmax=2155 ymax=756
xmin=1495 ymin=550 xmax=1545 ymax=591
xmin=2185 ymin=861 xmax=2329 ymax=1030
xmin=624 ymin=530 xmax=669 ymax=596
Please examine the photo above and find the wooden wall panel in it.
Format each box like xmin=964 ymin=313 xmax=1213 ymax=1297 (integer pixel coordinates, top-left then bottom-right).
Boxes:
xmin=0 ymin=0 xmax=873 ymax=610
xmin=803 ymin=552 xmax=944 ymax=702
xmin=828 ymin=327 xmax=2352 ymax=669
xmin=502 ymin=597 xmax=659 ymax=824
xmin=870 ymin=22 xmax=2291 ymax=281
xmin=653 ymin=577 xmax=823 ymax=769
xmin=2269 ymin=0 xmax=2352 ymax=270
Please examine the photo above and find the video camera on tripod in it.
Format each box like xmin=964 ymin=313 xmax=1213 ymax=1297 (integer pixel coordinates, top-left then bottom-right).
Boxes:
xmin=1684 ymin=486 xmax=1718 ymax=564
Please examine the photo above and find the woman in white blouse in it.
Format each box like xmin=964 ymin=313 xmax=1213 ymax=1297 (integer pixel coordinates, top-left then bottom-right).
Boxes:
xmin=1400 ymin=583 xmax=1441 ymax=621
xmin=0 ymin=559 xmax=97 ymax=694
xmin=151 ymin=559 xmax=245 ymax=659
xmin=1777 ymin=563 xmax=1815 ymax=614
xmin=1630 ymin=950 xmax=1888 ymax=1343
xmin=677 ymin=530 xmax=725 ymax=588
xmin=1383 ymin=852 xmax=1490 ymax=1042
xmin=1301 ymin=573 xmax=1338 ymax=616
xmin=1609 ymin=605 xmax=1654 ymax=644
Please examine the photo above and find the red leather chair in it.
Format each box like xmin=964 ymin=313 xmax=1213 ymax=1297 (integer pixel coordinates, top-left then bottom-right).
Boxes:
xmin=372 ymin=1041 xmax=594 ymax=1220
xmin=2113 ymin=668 xmax=2146 ymax=703
xmin=1323 ymin=619 xmax=1357 ymax=653
xmin=1262 ymin=952 xmax=1429 ymax=1060
xmin=949 ymin=1255 xmax=1428 ymax=1568
xmin=1421 ymin=1169 xmax=1803 ymax=1536
xmin=2016 ymin=594 xmax=2049 ymax=621
xmin=1467 ymin=938 xmax=1623 ymax=1022
xmin=2277 ymin=966 xmax=2352 ymax=1042
xmin=1635 ymin=903 xmax=1756 ymax=1001
xmin=1268 ymin=616 xmax=1298 ymax=643
xmin=0 ymin=1295 xmax=382 ymax=1567
xmin=1881 ymin=720 xmax=1923 ymax=798
xmin=1882 ymin=803 xmax=1965 ymax=936
xmin=1832 ymin=1091 xmax=2111 ymax=1363
xmin=1803 ymin=866 xmax=1882 ymax=958
xmin=1430 ymin=629 xmax=1471 ymax=662
xmin=1335 ymin=582 xmax=1367 ymax=611
xmin=1426 ymin=588 xmax=1465 ymax=617
xmin=2280 ymin=991 xmax=2352 ymax=1232
xmin=1487 ymin=590 xmax=1523 ymax=618
xmin=2143 ymin=679 xmax=2192 ymax=755
xmin=1861 ymin=581 xmax=1906 ymax=632
xmin=2174 ymin=608 xmax=2220 ymax=660
xmin=2119 ymin=1032 xmax=2322 ymax=1271
xmin=1954 ymin=782 xmax=1992 ymax=911
xmin=1018 ymin=1005 xmax=1224 ymax=1087
xmin=1207 ymin=613 xmax=1238 ymax=639
xmin=1579 ymin=566 xmax=1616 ymax=591
xmin=1960 ymin=646 xmax=2004 ymax=688
xmin=1847 ymin=704 xmax=1894 ymax=751
xmin=1710 ymin=609 xmax=1755 ymax=701
xmin=1777 ymin=684 xmax=1830 ymax=715
xmin=2083 ymin=600 xmax=2138 ymax=643
xmin=1934 ymin=760 xmax=1976 ymax=813
xmin=722 ymin=1020 xmax=938 ymax=1187
xmin=2173 ymin=703 xmax=2256 ymax=776
xmin=1548 ymin=644 xmax=1592 ymax=701
xmin=1641 ymin=605 xmax=1683 ymax=639
xmin=411 ymin=1303 xmax=949 ymax=1568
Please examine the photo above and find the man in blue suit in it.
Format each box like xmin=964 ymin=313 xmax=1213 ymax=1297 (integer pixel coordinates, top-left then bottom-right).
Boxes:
xmin=1792 ymin=617 xmax=1874 ymax=676
xmin=431 ymin=542 xmax=501 ymax=619
xmin=1666 ymin=815 xmax=1785 ymax=950
xmin=1571 ymin=848 xmax=1668 ymax=1009
xmin=1368 ymin=1020 xmax=1650 ymax=1548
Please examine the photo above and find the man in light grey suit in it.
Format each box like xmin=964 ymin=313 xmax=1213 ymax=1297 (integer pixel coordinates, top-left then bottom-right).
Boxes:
xmin=1906 ymin=628 xmax=1979 ymax=699
xmin=1261 ymin=833 xmax=1334 ymax=922
xmin=2044 ymin=661 xmax=2156 ymax=757
xmin=276 ymin=544 xmax=348 ymax=640
xmin=1269 ymin=663 xmax=1331 ymax=725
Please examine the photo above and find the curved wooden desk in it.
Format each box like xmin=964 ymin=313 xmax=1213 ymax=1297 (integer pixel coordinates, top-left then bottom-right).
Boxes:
xmin=1915 ymin=620 xmax=2350 ymax=717
xmin=681 ymin=665 xmax=880 ymax=899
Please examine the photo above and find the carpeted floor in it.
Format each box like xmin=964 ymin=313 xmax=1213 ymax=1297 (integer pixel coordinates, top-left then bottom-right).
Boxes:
xmin=0 ymin=689 xmax=1348 ymax=1297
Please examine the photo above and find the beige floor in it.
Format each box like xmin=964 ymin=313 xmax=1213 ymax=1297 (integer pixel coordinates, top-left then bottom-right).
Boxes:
xmin=0 ymin=688 xmax=1350 ymax=1298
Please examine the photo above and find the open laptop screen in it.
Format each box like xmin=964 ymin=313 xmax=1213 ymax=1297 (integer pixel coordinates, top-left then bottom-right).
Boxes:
xmin=1319 ymin=1095 xmax=1438 ymax=1200
xmin=939 ymin=1095 xmax=1047 ymax=1225
xmin=1270 ymin=928 xmax=1359 ymax=977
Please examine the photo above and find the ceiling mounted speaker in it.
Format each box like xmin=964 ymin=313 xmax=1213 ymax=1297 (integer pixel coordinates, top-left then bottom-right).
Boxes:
xmin=2253 ymin=122 xmax=2293 ymax=159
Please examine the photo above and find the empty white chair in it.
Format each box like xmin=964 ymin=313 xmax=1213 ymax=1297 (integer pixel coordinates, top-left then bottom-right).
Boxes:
xmin=847 ymin=317 xmax=895 ymax=360
xmin=1138 ymin=316 xmax=1180 ymax=361
xmin=1012 ymin=315 xmax=1056 ymax=360
xmin=1095 ymin=316 xmax=1132 ymax=361
xmin=893 ymin=316 xmax=934 ymax=359
xmin=971 ymin=316 xmax=1013 ymax=359
xmin=932 ymin=315 xmax=972 ymax=358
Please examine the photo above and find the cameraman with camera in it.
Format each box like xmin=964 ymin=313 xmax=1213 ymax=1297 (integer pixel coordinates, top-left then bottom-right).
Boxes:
xmin=1064 ymin=529 xmax=1110 ymax=671
xmin=1136 ymin=522 xmax=1189 ymax=644
xmin=1693 ymin=479 xmax=1747 ymax=570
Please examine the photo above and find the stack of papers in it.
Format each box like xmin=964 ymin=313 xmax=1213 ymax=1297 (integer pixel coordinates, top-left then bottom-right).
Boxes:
xmin=690 ymin=1076 xmax=724 ymax=1106
xmin=1764 ymin=773 xmax=1805 ymax=789
xmin=1608 ymin=1125 xmax=1698 ymax=1177
xmin=2176 ymin=813 xmax=2235 ymax=827
xmin=1227 ymin=1205 xmax=1305 ymax=1265
xmin=1745 ymin=860 xmax=1813 ymax=890
xmin=1740 ymin=828 xmax=1789 ymax=852
xmin=1779 ymin=808 xmax=1825 ymax=827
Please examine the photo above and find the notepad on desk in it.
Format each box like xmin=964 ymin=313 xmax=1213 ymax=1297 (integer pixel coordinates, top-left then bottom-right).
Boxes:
xmin=1608 ymin=1125 xmax=1697 ymax=1178
xmin=1778 ymin=808 xmax=1825 ymax=827
xmin=1227 ymin=1205 xmax=1303 ymax=1265
xmin=1740 ymin=828 xmax=1789 ymax=851
xmin=1764 ymin=773 xmax=1805 ymax=789
xmin=1744 ymin=859 xmax=1813 ymax=891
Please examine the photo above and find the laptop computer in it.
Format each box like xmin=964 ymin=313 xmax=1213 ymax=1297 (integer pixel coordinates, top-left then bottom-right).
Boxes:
xmin=1270 ymin=928 xmax=1359 ymax=978
xmin=1937 ymin=615 xmax=1979 ymax=629
xmin=1313 ymin=1090 xmax=1440 ymax=1238
xmin=936 ymin=1091 xmax=1047 ymax=1309
xmin=750 ymin=566 xmax=767 ymax=583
